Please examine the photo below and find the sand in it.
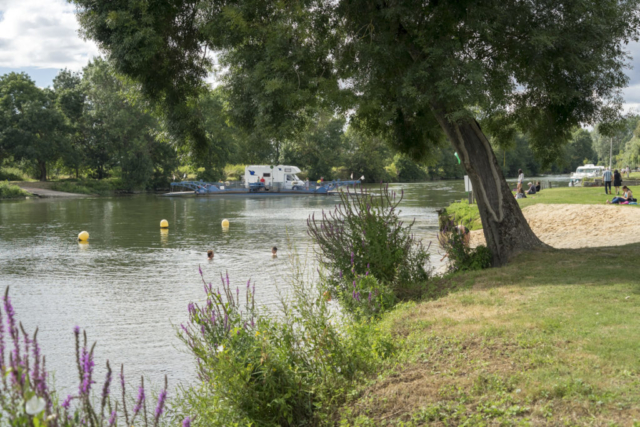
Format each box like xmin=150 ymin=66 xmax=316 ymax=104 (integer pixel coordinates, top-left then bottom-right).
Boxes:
xmin=469 ymin=203 xmax=640 ymax=249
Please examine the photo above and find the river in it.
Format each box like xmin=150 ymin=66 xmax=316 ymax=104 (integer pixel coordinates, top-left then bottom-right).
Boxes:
xmin=0 ymin=177 xmax=569 ymax=394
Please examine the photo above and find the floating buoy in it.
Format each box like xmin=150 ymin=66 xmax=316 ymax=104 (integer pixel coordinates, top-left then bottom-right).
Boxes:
xmin=78 ymin=231 xmax=89 ymax=241
xmin=160 ymin=219 xmax=169 ymax=228
xmin=221 ymin=219 xmax=229 ymax=228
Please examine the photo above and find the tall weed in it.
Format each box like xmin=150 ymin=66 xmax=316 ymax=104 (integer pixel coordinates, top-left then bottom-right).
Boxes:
xmin=307 ymin=184 xmax=431 ymax=301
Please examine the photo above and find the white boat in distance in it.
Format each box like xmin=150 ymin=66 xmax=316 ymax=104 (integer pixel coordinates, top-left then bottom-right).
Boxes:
xmin=570 ymin=164 xmax=605 ymax=179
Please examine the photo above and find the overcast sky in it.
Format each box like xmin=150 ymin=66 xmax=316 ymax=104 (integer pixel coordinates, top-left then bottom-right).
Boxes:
xmin=1 ymin=0 xmax=640 ymax=111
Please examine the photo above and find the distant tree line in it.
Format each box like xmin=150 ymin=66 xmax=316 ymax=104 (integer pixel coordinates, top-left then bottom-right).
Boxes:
xmin=1 ymin=62 xmax=637 ymax=188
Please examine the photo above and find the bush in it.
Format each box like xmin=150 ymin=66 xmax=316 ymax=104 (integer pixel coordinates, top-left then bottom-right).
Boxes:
xmin=0 ymin=181 xmax=30 ymax=199
xmin=178 ymin=267 xmax=393 ymax=426
xmin=307 ymin=184 xmax=431 ymax=302
xmin=0 ymin=166 xmax=30 ymax=181
xmin=0 ymin=287 xmax=177 ymax=426
xmin=50 ymin=179 xmax=114 ymax=195
xmin=443 ymin=200 xmax=482 ymax=230
xmin=437 ymin=217 xmax=492 ymax=273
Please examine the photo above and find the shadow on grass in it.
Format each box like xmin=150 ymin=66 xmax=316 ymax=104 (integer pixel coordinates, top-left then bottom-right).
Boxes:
xmin=435 ymin=243 xmax=640 ymax=294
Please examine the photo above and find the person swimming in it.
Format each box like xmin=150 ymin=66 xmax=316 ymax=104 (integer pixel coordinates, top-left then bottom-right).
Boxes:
xmin=207 ymin=250 xmax=214 ymax=260
xmin=271 ymin=246 xmax=278 ymax=257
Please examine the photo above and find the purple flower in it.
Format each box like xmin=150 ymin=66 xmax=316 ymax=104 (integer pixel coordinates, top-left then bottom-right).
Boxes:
xmin=353 ymin=281 xmax=356 ymax=288
xmin=61 ymin=395 xmax=72 ymax=409
xmin=155 ymin=388 xmax=168 ymax=419
xmin=339 ymin=270 xmax=343 ymax=279
xmin=368 ymin=293 xmax=372 ymax=302
xmin=133 ymin=385 xmax=145 ymax=416
xmin=108 ymin=410 xmax=117 ymax=426
xmin=350 ymin=252 xmax=354 ymax=265
xmin=79 ymin=347 xmax=95 ymax=395
xmin=188 ymin=303 xmax=195 ymax=315
xmin=198 ymin=265 xmax=203 ymax=277
xmin=183 ymin=417 xmax=191 ymax=427
xmin=226 ymin=271 xmax=230 ymax=286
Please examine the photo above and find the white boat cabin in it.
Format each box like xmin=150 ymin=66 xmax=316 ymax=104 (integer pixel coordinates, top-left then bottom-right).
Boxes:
xmin=571 ymin=164 xmax=605 ymax=179
xmin=244 ymin=165 xmax=305 ymax=190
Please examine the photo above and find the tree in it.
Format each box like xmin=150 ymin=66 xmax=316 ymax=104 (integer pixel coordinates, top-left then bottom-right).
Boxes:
xmin=0 ymin=73 xmax=67 ymax=181
xmin=565 ymin=129 xmax=596 ymax=172
xmin=281 ymin=113 xmax=345 ymax=180
xmin=54 ymin=69 xmax=87 ymax=178
xmin=341 ymin=129 xmax=392 ymax=183
xmin=71 ymin=0 xmax=640 ymax=265
xmin=82 ymin=59 xmax=178 ymax=189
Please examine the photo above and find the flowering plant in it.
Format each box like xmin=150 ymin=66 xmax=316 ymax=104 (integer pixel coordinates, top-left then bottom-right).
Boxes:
xmin=0 ymin=287 xmax=176 ymax=427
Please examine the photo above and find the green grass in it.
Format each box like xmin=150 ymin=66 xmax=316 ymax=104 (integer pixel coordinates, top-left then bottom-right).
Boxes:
xmin=0 ymin=181 xmax=31 ymax=199
xmin=448 ymin=186 xmax=639 ymax=230
xmin=445 ymin=200 xmax=483 ymax=230
xmin=50 ymin=179 xmax=115 ymax=195
xmin=338 ymin=243 xmax=640 ymax=425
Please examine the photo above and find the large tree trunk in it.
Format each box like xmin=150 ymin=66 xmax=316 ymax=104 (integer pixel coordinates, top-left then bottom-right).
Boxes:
xmin=38 ymin=161 xmax=47 ymax=182
xmin=430 ymin=103 xmax=547 ymax=266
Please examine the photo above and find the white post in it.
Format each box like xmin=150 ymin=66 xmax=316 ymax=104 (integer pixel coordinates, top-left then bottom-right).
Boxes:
xmin=609 ymin=137 xmax=613 ymax=170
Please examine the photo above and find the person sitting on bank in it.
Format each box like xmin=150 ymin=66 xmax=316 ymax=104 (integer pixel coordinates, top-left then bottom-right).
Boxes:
xmin=608 ymin=186 xmax=635 ymax=204
xmin=535 ymin=181 xmax=541 ymax=192
xmin=272 ymin=246 xmax=278 ymax=257
xmin=526 ymin=182 xmax=537 ymax=195
xmin=515 ymin=188 xmax=527 ymax=199
xmin=207 ymin=250 xmax=214 ymax=260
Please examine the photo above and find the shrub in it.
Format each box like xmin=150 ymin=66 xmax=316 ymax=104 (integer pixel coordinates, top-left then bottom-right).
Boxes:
xmin=437 ymin=217 xmax=492 ymax=273
xmin=178 ymin=267 xmax=393 ymax=426
xmin=0 ymin=166 xmax=30 ymax=181
xmin=307 ymin=184 xmax=431 ymax=302
xmin=0 ymin=181 xmax=30 ymax=199
xmin=0 ymin=287 xmax=177 ymax=426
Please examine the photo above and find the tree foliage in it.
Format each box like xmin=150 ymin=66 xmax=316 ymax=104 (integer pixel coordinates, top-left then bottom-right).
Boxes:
xmin=0 ymin=73 xmax=67 ymax=181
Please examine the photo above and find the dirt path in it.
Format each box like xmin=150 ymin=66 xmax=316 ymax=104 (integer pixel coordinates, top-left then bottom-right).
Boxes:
xmin=13 ymin=182 xmax=88 ymax=198
xmin=470 ymin=203 xmax=640 ymax=249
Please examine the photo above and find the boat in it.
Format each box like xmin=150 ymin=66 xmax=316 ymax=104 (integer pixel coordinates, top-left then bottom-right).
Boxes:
xmin=569 ymin=164 xmax=605 ymax=186
xmin=162 ymin=165 xmax=361 ymax=196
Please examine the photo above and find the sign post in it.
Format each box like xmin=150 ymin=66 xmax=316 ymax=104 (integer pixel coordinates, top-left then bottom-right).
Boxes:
xmin=464 ymin=175 xmax=475 ymax=204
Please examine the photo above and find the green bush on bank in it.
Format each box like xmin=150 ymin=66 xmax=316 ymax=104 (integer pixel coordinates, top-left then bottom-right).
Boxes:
xmin=0 ymin=181 xmax=30 ymax=199
xmin=308 ymin=185 xmax=432 ymax=303
xmin=178 ymin=268 xmax=394 ymax=426
xmin=444 ymin=200 xmax=482 ymax=230
xmin=51 ymin=179 xmax=115 ymax=195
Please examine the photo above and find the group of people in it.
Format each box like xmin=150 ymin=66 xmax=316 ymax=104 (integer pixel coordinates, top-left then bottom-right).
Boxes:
xmin=601 ymin=167 xmax=636 ymax=204
xmin=602 ymin=167 xmax=628 ymax=195
xmin=514 ymin=169 xmax=541 ymax=199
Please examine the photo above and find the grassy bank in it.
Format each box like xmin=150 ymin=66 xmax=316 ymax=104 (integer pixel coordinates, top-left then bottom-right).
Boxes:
xmin=338 ymin=243 xmax=640 ymax=425
xmin=50 ymin=179 xmax=115 ymax=195
xmin=446 ymin=186 xmax=639 ymax=231
xmin=0 ymin=181 xmax=31 ymax=199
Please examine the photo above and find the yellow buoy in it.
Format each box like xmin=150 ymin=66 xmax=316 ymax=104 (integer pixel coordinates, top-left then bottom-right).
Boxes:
xmin=78 ymin=231 xmax=89 ymax=241
xmin=221 ymin=219 xmax=229 ymax=228
xmin=160 ymin=219 xmax=169 ymax=228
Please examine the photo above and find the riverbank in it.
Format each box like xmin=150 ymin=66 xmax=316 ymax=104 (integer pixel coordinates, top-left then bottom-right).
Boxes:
xmin=338 ymin=242 xmax=640 ymax=425
xmin=0 ymin=181 xmax=31 ymax=199
xmin=11 ymin=181 xmax=89 ymax=198
xmin=446 ymin=186 xmax=639 ymax=232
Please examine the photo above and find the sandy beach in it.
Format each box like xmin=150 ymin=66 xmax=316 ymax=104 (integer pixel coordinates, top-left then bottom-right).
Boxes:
xmin=470 ymin=203 xmax=640 ymax=249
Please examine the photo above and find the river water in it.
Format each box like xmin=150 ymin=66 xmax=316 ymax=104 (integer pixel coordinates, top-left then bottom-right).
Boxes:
xmin=0 ymin=178 xmax=568 ymax=394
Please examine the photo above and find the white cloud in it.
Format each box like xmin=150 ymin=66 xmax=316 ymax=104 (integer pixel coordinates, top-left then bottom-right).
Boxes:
xmin=0 ymin=0 xmax=100 ymax=70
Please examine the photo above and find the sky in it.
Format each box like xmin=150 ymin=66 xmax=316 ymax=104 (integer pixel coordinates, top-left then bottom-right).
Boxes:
xmin=1 ymin=0 xmax=640 ymax=111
